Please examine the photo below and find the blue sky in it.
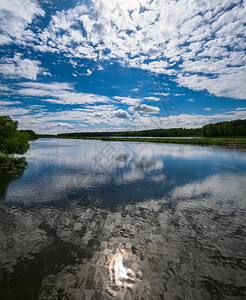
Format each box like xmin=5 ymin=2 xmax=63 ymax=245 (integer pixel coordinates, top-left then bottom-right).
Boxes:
xmin=0 ymin=0 xmax=245 ymax=134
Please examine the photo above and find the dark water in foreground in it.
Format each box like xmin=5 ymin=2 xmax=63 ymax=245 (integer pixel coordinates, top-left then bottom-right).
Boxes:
xmin=0 ymin=138 xmax=246 ymax=299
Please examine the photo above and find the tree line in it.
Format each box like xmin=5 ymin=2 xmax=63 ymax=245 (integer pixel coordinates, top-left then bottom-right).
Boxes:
xmin=201 ymin=119 xmax=246 ymax=137
xmin=56 ymin=127 xmax=201 ymax=138
xmin=56 ymin=119 xmax=246 ymax=138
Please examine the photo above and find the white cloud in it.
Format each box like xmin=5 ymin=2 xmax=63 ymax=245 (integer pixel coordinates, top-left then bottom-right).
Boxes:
xmin=17 ymin=81 xmax=111 ymax=105
xmin=144 ymin=97 xmax=160 ymax=101
xmin=139 ymin=61 xmax=169 ymax=74
xmin=204 ymin=107 xmax=212 ymax=111
xmin=0 ymin=34 xmax=12 ymax=45
xmin=113 ymin=96 xmax=141 ymax=106
xmin=85 ymin=69 xmax=92 ymax=76
xmin=42 ymin=71 xmax=52 ymax=77
xmin=174 ymin=94 xmax=185 ymax=97
xmin=235 ymin=107 xmax=246 ymax=111
xmin=177 ymin=66 xmax=246 ymax=100
xmin=0 ymin=54 xmax=41 ymax=80
xmin=155 ymin=93 xmax=170 ymax=97
xmin=0 ymin=100 xmax=21 ymax=105
xmin=129 ymin=104 xmax=160 ymax=114
xmin=19 ymin=81 xmax=74 ymax=91
xmin=0 ymin=0 xmax=44 ymax=45
xmin=0 ymin=105 xmax=30 ymax=116
xmin=114 ymin=109 xmax=131 ymax=119
xmin=0 ymin=84 xmax=10 ymax=91
xmin=55 ymin=122 xmax=74 ymax=128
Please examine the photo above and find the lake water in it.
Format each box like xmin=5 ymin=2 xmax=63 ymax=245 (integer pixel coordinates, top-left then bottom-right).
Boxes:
xmin=0 ymin=138 xmax=246 ymax=299
xmin=111 ymin=136 xmax=201 ymax=139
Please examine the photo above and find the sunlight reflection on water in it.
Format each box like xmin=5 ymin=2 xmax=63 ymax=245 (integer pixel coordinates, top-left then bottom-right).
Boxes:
xmin=107 ymin=248 xmax=142 ymax=297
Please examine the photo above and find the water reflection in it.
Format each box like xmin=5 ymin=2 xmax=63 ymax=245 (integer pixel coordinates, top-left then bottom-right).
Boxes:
xmin=0 ymin=156 xmax=27 ymax=201
xmin=2 ymin=139 xmax=246 ymax=207
xmin=108 ymin=248 xmax=142 ymax=296
xmin=0 ymin=139 xmax=246 ymax=299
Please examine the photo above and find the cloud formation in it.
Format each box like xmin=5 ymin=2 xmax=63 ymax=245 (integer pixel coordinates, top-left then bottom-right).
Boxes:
xmin=0 ymin=1 xmax=245 ymax=134
xmin=0 ymin=54 xmax=41 ymax=80
xmin=114 ymin=109 xmax=131 ymax=119
xmin=9 ymin=106 xmax=246 ymax=134
xmin=17 ymin=81 xmax=111 ymax=105
xmin=0 ymin=0 xmax=44 ymax=45
xmin=129 ymin=104 xmax=160 ymax=114
xmin=32 ymin=0 xmax=246 ymax=99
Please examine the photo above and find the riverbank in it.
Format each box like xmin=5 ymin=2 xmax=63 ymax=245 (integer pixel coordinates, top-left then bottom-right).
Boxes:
xmin=78 ymin=136 xmax=246 ymax=147
xmin=0 ymin=154 xmax=27 ymax=174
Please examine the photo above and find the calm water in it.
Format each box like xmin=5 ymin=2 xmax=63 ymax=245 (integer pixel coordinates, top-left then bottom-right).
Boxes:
xmin=0 ymin=138 xmax=246 ymax=299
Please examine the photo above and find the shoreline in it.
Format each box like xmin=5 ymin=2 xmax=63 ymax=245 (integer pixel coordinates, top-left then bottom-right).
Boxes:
xmin=45 ymin=136 xmax=246 ymax=148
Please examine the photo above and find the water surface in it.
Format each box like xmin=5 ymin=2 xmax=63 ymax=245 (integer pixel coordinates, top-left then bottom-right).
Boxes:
xmin=0 ymin=139 xmax=246 ymax=299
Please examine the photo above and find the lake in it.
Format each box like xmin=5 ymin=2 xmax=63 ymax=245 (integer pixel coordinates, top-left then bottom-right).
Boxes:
xmin=0 ymin=138 xmax=246 ymax=299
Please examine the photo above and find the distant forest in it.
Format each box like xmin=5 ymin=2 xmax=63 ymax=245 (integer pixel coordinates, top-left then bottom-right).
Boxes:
xmin=201 ymin=119 xmax=246 ymax=137
xmin=40 ymin=119 xmax=246 ymax=138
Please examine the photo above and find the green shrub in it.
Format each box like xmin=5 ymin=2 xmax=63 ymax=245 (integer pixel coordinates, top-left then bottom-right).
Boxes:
xmin=0 ymin=116 xmax=30 ymax=155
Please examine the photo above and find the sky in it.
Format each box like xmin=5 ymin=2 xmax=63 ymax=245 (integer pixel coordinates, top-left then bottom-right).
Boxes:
xmin=0 ymin=0 xmax=246 ymax=134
